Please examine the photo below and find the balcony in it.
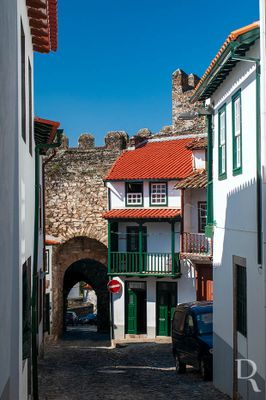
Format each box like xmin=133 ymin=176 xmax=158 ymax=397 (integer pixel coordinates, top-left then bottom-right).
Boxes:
xmin=108 ymin=252 xmax=180 ymax=277
xmin=181 ymin=232 xmax=212 ymax=257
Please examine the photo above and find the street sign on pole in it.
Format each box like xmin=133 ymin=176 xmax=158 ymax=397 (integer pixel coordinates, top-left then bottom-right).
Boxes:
xmin=107 ymin=279 xmax=122 ymax=294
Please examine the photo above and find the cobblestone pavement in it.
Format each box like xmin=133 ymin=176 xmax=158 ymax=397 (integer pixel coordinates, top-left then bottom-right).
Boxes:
xmin=39 ymin=327 xmax=230 ymax=400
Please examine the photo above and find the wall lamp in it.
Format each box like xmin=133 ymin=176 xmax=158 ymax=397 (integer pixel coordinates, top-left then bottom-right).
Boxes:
xmin=178 ymin=105 xmax=214 ymax=120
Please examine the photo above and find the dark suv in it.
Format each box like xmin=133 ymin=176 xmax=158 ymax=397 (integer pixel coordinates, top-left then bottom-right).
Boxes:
xmin=171 ymin=301 xmax=213 ymax=380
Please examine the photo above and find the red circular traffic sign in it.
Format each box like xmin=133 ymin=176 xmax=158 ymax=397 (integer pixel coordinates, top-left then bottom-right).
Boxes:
xmin=107 ymin=279 xmax=122 ymax=294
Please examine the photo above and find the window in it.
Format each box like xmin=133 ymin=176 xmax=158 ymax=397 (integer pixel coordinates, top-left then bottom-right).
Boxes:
xmin=232 ymin=91 xmax=242 ymax=175
xmin=150 ymin=182 xmax=167 ymax=205
xmin=126 ymin=182 xmax=143 ymax=206
xmin=218 ymin=105 xmax=226 ymax=179
xmin=198 ymin=201 xmax=207 ymax=233
xmin=28 ymin=60 xmax=33 ymax=155
xmin=236 ymin=264 xmax=247 ymax=337
xmin=21 ymin=21 xmax=26 ymax=143
xmin=22 ymin=258 xmax=31 ymax=359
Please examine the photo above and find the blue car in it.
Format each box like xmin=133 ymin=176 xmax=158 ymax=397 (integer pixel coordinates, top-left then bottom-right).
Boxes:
xmin=78 ymin=313 xmax=97 ymax=325
xmin=171 ymin=301 xmax=213 ymax=380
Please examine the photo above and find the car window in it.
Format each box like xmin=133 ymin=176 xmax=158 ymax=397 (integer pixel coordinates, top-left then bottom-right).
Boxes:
xmin=184 ymin=314 xmax=194 ymax=335
xmin=196 ymin=312 xmax=213 ymax=335
xmin=172 ymin=309 xmax=186 ymax=334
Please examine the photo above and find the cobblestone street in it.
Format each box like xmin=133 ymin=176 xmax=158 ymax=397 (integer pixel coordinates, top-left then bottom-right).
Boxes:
xmin=39 ymin=327 xmax=229 ymax=400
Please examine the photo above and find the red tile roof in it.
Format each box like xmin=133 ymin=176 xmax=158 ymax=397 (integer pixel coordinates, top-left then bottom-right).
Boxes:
xmin=27 ymin=0 xmax=58 ymax=53
xmin=186 ymin=137 xmax=207 ymax=150
xmin=192 ymin=21 xmax=259 ymax=101
xmin=174 ymin=169 xmax=207 ymax=189
xmin=103 ymin=208 xmax=181 ymax=220
xmin=105 ymin=138 xmax=195 ymax=181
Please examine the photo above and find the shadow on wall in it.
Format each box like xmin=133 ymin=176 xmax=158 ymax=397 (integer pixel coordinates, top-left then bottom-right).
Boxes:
xmin=63 ymin=258 xmax=109 ymax=334
xmin=213 ymin=177 xmax=265 ymax=399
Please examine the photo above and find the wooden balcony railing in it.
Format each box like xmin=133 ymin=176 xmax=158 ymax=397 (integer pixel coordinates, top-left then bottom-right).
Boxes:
xmin=182 ymin=232 xmax=212 ymax=255
xmin=109 ymin=252 xmax=180 ymax=276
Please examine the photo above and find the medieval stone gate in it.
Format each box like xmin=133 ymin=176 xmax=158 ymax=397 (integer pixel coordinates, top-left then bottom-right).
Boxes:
xmin=45 ymin=131 xmax=128 ymax=339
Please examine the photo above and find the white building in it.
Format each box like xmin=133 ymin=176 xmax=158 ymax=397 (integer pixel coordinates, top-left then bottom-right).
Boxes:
xmin=0 ymin=2 xmax=58 ymax=399
xmin=191 ymin=21 xmax=265 ymax=399
xmin=103 ymin=134 xmax=212 ymax=341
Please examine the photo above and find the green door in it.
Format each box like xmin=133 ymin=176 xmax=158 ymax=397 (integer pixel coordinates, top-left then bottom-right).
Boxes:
xmin=158 ymin=304 xmax=169 ymax=336
xmin=157 ymin=282 xmax=177 ymax=336
xmin=127 ymin=288 xmax=137 ymax=334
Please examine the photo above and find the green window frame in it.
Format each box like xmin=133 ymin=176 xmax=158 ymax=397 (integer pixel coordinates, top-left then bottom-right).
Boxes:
xmin=218 ymin=104 xmax=227 ymax=180
xmin=236 ymin=264 xmax=247 ymax=337
xmin=125 ymin=181 xmax=143 ymax=207
xmin=149 ymin=182 xmax=168 ymax=206
xmin=232 ymin=90 xmax=242 ymax=175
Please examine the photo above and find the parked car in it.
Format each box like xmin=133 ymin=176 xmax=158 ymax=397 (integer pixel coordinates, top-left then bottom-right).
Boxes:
xmin=65 ymin=311 xmax=78 ymax=326
xmin=78 ymin=313 xmax=97 ymax=325
xmin=171 ymin=301 xmax=213 ymax=380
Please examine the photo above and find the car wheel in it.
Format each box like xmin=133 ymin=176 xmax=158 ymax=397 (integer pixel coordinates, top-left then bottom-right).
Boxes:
xmin=175 ymin=355 xmax=186 ymax=374
xmin=200 ymin=359 xmax=212 ymax=381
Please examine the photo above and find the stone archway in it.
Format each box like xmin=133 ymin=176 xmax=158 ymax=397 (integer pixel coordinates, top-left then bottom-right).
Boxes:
xmin=51 ymin=236 xmax=108 ymax=339
xmin=63 ymin=259 xmax=109 ymax=333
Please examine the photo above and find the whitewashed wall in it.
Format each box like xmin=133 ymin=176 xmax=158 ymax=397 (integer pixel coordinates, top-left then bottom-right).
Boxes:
xmin=117 ymin=221 xmax=180 ymax=253
xmin=107 ymin=181 xmax=181 ymax=209
xmin=0 ymin=1 xmax=35 ymax=399
xmin=210 ymin=41 xmax=265 ymax=399
xmin=183 ymin=188 xmax=206 ymax=233
xmin=192 ymin=149 xmax=206 ymax=170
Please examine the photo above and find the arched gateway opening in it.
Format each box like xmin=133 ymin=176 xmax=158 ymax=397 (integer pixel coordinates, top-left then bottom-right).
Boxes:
xmin=63 ymin=259 xmax=109 ymax=333
xmin=51 ymin=236 xmax=109 ymax=339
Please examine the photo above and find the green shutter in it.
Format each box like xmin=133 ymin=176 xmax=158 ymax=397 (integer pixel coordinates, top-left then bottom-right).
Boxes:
xmin=127 ymin=289 xmax=137 ymax=334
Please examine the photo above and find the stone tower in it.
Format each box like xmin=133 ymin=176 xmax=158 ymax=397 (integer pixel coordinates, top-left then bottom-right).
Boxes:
xmin=172 ymin=69 xmax=205 ymax=134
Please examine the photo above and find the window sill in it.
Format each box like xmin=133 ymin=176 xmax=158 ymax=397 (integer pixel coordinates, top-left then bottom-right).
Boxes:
xmin=218 ymin=173 xmax=227 ymax=181
xmin=233 ymin=167 xmax=242 ymax=176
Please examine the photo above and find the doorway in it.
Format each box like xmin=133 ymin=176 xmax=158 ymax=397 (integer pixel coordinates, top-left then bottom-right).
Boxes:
xmin=196 ymin=264 xmax=213 ymax=301
xmin=157 ymin=282 xmax=177 ymax=336
xmin=126 ymin=281 xmax=147 ymax=334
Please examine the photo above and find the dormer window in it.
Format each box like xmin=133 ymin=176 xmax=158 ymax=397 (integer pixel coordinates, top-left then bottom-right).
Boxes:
xmin=150 ymin=182 xmax=167 ymax=205
xmin=126 ymin=182 xmax=143 ymax=206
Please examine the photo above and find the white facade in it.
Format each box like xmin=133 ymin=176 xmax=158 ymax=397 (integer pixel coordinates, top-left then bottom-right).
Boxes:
xmin=0 ymin=2 xmax=53 ymax=399
xmin=106 ymin=142 xmax=210 ymax=342
xmin=208 ymin=40 xmax=265 ymax=399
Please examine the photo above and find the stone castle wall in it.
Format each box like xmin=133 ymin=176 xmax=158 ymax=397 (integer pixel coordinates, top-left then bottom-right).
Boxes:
xmin=45 ymin=131 xmax=128 ymax=246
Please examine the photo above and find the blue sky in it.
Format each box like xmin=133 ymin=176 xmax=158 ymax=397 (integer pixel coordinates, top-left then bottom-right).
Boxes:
xmin=34 ymin=0 xmax=259 ymax=146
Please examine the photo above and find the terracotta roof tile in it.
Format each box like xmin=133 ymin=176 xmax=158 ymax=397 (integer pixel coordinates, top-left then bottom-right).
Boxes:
xmin=186 ymin=137 xmax=207 ymax=150
xmin=192 ymin=21 xmax=259 ymax=99
xmin=174 ymin=170 xmax=207 ymax=189
xmin=105 ymin=138 xmax=195 ymax=181
xmin=103 ymin=208 xmax=181 ymax=220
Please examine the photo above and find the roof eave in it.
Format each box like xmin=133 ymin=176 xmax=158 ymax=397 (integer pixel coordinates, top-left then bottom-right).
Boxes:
xmin=191 ymin=27 xmax=260 ymax=103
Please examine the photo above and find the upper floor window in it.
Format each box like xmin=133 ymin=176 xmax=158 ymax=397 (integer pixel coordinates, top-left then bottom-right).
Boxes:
xmin=218 ymin=105 xmax=227 ymax=180
xmin=28 ymin=60 xmax=33 ymax=156
xmin=21 ymin=21 xmax=26 ymax=143
xmin=150 ymin=182 xmax=167 ymax=205
xmin=126 ymin=182 xmax=143 ymax=206
xmin=232 ymin=91 xmax=242 ymax=175
xmin=198 ymin=201 xmax=207 ymax=233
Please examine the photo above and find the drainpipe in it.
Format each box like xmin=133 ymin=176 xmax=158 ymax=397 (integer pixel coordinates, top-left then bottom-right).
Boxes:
xmin=259 ymin=0 xmax=266 ymax=387
xmin=32 ymin=131 xmax=62 ymax=400
xmin=231 ymin=54 xmax=261 ymax=265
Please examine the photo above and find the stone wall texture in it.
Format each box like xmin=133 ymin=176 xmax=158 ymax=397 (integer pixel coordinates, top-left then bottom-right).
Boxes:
xmin=172 ymin=69 xmax=205 ymax=134
xmin=45 ymin=133 xmax=127 ymax=246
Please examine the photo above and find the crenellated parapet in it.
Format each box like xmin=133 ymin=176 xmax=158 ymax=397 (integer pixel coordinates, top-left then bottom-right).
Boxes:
xmin=172 ymin=69 xmax=205 ymax=135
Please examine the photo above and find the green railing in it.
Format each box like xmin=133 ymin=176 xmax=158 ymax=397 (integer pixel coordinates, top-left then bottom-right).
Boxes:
xmin=109 ymin=252 xmax=180 ymax=276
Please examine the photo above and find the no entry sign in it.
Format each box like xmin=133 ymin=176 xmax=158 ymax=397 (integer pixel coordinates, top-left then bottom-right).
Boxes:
xmin=107 ymin=279 xmax=122 ymax=294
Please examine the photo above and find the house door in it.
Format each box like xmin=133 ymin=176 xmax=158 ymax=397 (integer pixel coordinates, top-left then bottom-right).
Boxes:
xmin=127 ymin=226 xmax=147 ymax=271
xmin=126 ymin=281 xmax=146 ymax=334
xmin=157 ymin=282 xmax=177 ymax=336
xmin=196 ymin=264 xmax=213 ymax=301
